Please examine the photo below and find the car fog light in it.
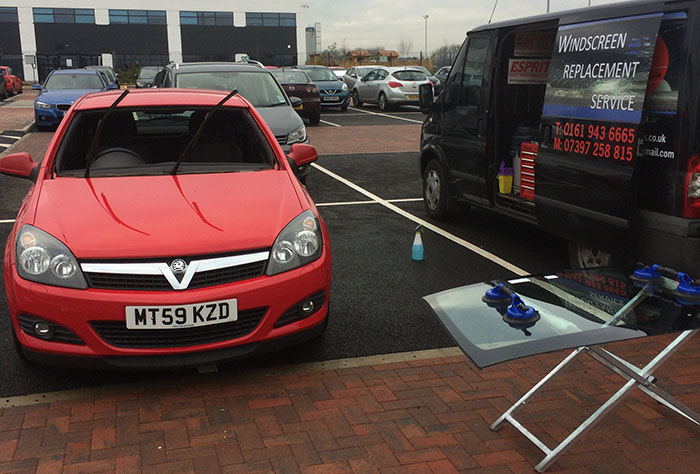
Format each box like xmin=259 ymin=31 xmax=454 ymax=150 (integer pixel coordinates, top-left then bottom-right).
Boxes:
xmin=300 ymin=300 xmax=315 ymax=316
xmin=33 ymin=321 xmax=54 ymax=339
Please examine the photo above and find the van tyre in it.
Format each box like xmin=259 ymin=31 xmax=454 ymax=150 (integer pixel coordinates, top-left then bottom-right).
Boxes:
xmin=568 ymin=241 xmax=622 ymax=269
xmin=423 ymin=159 xmax=455 ymax=220
xmin=378 ymin=92 xmax=390 ymax=111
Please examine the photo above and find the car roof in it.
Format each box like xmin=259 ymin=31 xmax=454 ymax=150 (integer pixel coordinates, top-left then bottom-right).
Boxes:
xmin=169 ymin=62 xmax=267 ymax=73
xmin=51 ymin=69 xmax=101 ymax=75
xmin=73 ymin=88 xmax=251 ymax=110
xmin=295 ymin=65 xmax=331 ymax=69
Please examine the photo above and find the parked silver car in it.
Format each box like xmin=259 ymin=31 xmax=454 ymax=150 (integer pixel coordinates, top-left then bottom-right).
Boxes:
xmin=350 ymin=67 xmax=429 ymax=110
xmin=342 ymin=66 xmax=376 ymax=91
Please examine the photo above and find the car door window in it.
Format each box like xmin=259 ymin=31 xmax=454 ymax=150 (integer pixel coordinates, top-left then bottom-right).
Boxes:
xmin=376 ymin=70 xmax=388 ymax=81
xmin=364 ymin=70 xmax=378 ymax=81
xmin=349 ymin=68 xmax=356 ymax=78
xmin=459 ymin=37 xmax=489 ymax=108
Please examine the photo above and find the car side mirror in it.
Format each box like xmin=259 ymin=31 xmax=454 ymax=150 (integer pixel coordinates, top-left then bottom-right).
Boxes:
xmin=287 ymin=143 xmax=318 ymax=167
xmin=0 ymin=152 xmax=38 ymax=181
xmin=419 ymin=83 xmax=434 ymax=114
xmin=32 ymin=84 xmax=41 ymax=90
xmin=289 ymin=96 xmax=303 ymax=107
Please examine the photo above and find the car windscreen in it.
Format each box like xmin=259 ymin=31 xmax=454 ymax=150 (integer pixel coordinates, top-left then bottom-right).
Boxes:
xmin=53 ymin=106 xmax=277 ymax=177
xmin=302 ymin=68 xmax=338 ymax=82
xmin=138 ymin=67 xmax=160 ymax=80
xmin=273 ymin=70 xmax=310 ymax=84
xmin=175 ymin=71 xmax=288 ymax=107
xmin=392 ymin=71 xmax=427 ymax=81
xmin=45 ymin=73 xmax=104 ymax=90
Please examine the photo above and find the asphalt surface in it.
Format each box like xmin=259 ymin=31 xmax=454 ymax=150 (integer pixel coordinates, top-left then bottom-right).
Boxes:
xmin=0 ymin=106 xmax=569 ymax=397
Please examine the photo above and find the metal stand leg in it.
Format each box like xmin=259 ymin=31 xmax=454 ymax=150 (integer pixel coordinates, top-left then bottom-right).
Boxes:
xmin=490 ymin=329 xmax=699 ymax=472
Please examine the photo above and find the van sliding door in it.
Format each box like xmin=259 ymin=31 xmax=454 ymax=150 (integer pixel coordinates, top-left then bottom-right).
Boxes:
xmin=535 ymin=13 xmax=663 ymax=253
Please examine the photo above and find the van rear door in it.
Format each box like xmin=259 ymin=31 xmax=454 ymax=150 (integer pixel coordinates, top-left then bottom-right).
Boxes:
xmin=535 ymin=12 xmax=663 ymax=253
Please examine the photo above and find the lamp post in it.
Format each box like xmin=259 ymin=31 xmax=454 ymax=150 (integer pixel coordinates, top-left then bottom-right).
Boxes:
xmin=422 ymin=14 xmax=429 ymax=67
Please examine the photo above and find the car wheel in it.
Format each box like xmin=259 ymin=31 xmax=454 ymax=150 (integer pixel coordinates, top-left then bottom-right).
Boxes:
xmin=10 ymin=84 xmax=15 ymax=96
xmin=378 ymin=92 xmax=390 ymax=111
xmin=309 ymin=113 xmax=321 ymax=126
xmin=423 ymin=159 xmax=456 ymax=220
xmin=352 ymin=90 xmax=362 ymax=107
xmin=568 ymin=242 xmax=623 ymax=269
xmin=340 ymin=102 xmax=348 ymax=112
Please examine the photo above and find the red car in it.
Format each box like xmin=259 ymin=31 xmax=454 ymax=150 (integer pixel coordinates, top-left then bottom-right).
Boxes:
xmin=0 ymin=88 xmax=331 ymax=369
xmin=271 ymin=68 xmax=321 ymax=125
xmin=0 ymin=65 xmax=22 ymax=96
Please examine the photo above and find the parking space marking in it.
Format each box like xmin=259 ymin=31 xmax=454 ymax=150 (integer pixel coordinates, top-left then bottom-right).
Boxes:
xmin=316 ymin=198 xmax=422 ymax=207
xmin=320 ymin=120 xmax=342 ymax=127
xmin=0 ymin=219 xmax=16 ymax=224
xmin=348 ymin=107 xmax=424 ymax=124
xmin=312 ymin=163 xmax=528 ymax=276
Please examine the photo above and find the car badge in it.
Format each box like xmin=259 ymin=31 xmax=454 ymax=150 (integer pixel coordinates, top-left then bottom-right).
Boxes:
xmin=289 ymin=86 xmax=295 ymax=91
xmin=170 ymin=259 xmax=188 ymax=274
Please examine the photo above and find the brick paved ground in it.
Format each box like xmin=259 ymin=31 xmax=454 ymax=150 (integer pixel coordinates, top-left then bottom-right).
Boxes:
xmin=0 ymin=90 xmax=38 ymax=132
xmin=0 ymin=335 xmax=699 ymax=474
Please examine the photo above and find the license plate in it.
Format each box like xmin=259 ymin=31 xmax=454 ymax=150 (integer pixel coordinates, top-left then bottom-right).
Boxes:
xmin=406 ymin=94 xmax=419 ymax=100
xmin=126 ymin=298 xmax=238 ymax=329
xmin=323 ymin=96 xmax=340 ymax=101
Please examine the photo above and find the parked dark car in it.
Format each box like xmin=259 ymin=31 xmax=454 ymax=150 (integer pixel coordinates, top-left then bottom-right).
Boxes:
xmin=291 ymin=65 xmax=349 ymax=111
xmin=135 ymin=66 xmax=161 ymax=88
xmin=271 ymin=68 xmax=321 ymax=125
xmin=84 ymin=65 xmax=119 ymax=87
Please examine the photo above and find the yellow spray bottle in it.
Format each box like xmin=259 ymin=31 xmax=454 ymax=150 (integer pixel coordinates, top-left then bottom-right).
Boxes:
xmin=412 ymin=225 xmax=424 ymax=261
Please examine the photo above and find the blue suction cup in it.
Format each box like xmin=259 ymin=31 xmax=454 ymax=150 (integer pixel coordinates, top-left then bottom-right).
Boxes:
xmin=482 ymin=284 xmax=511 ymax=304
xmin=503 ymin=294 xmax=540 ymax=326
xmin=672 ymin=272 xmax=700 ymax=304
xmin=630 ymin=264 xmax=661 ymax=288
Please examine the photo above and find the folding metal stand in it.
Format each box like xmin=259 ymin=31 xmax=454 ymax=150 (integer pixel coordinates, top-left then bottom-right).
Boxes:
xmin=490 ymin=328 xmax=700 ymax=472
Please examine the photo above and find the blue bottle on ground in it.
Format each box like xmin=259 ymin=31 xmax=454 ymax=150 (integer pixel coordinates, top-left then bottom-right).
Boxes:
xmin=412 ymin=225 xmax=424 ymax=261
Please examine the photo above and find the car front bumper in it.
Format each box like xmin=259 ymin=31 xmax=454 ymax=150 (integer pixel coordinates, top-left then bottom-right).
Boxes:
xmin=35 ymin=107 xmax=65 ymax=127
xmin=5 ymin=249 xmax=331 ymax=369
xmin=319 ymin=91 xmax=349 ymax=107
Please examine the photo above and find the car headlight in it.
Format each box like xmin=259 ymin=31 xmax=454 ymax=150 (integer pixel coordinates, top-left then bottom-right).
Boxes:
xmin=35 ymin=101 xmax=53 ymax=109
xmin=287 ymin=124 xmax=307 ymax=144
xmin=341 ymin=83 xmax=348 ymax=91
xmin=15 ymin=225 xmax=87 ymax=289
xmin=267 ymin=211 xmax=323 ymax=276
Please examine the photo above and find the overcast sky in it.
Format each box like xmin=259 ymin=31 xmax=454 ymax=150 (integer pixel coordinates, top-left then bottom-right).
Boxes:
xmin=302 ymin=0 xmax=637 ymax=56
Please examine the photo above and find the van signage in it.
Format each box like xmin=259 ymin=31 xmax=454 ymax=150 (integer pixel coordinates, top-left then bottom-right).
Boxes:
xmin=542 ymin=13 xmax=662 ymax=163
xmin=508 ymin=59 xmax=550 ymax=84
xmin=514 ymin=31 xmax=556 ymax=57
xmin=543 ymin=13 xmax=662 ymax=123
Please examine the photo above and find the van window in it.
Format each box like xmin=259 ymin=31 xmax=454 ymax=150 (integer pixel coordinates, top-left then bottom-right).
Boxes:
xmin=460 ymin=37 xmax=489 ymax=107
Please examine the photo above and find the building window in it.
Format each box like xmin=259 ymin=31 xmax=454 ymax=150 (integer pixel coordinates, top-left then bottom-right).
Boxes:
xmin=180 ymin=11 xmax=233 ymax=26
xmin=246 ymin=13 xmax=295 ymax=27
xmin=0 ymin=7 xmax=18 ymax=23
xmin=32 ymin=8 xmax=95 ymax=24
xmin=109 ymin=10 xmax=166 ymax=25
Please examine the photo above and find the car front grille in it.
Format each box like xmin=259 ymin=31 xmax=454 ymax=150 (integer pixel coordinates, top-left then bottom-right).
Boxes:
xmin=81 ymin=252 xmax=269 ymax=291
xmin=275 ymin=135 xmax=287 ymax=145
xmin=90 ymin=307 xmax=267 ymax=348
xmin=84 ymin=261 xmax=266 ymax=291
xmin=56 ymin=104 xmax=71 ymax=111
xmin=323 ymin=90 xmax=340 ymax=95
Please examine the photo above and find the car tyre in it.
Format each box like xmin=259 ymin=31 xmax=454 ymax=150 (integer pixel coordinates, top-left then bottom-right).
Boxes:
xmin=568 ymin=241 xmax=624 ymax=269
xmin=309 ymin=112 xmax=321 ymax=125
xmin=378 ymin=92 xmax=390 ymax=111
xmin=10 ymin=84 xmax=15 ymax=96
xmin=351 ymin=90 xmax=362 ymax=107
xmin=340 ymin=102 xmax=348 ymax=112
xmin=423 ymin=158 xmax=456 ymax=220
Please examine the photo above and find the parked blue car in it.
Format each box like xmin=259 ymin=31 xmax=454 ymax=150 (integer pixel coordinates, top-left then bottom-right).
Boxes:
xmin=33 ymin=69 xmax=117 ymax=129
xmin=292 ymin=65 xmax=349 ymax=112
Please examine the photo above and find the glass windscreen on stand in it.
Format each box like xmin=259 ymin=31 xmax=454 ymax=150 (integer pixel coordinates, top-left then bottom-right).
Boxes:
xmin=424 ymin=268 xmax=700 ymax=368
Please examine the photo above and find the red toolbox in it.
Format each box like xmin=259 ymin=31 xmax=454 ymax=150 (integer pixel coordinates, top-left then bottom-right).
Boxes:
xmin=520 ymin=142 xmax=538 ymax=201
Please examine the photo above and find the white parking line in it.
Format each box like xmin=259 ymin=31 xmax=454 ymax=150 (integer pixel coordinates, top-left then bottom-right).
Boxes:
xmin=316 ymin=197 xmax=422 ymax=207
xmin=320 ymin=120 xmax=342 ymax=128
xmin=348 ymin=107 xmax=424 ymax=124
xmin=312 ymin=163 xmax=528 ymax=277
xmin=0 ymin=219 xmax=16 ymax=224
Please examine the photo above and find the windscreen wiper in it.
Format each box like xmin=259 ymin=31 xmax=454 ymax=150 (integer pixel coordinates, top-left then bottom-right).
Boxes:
xmin=170 ymin=89 xmax=238 ymax=175
xmin=84 ymin=89 xmax=130 ymax=179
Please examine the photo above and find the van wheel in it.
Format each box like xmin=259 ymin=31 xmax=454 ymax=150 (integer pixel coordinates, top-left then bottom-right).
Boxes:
xmin=352 ymin=90 xmax=362 ymax=107
xmin=568 ymin=242 xmax=620 ymax=269
xmin=378 ymin=93 xmax=390 ymax=111
xmin=423 ymin=159 xmax=455 ymax=220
